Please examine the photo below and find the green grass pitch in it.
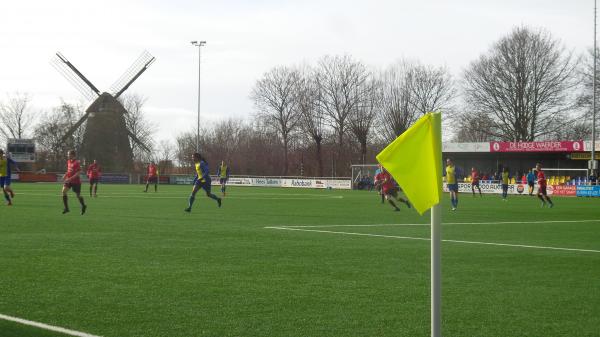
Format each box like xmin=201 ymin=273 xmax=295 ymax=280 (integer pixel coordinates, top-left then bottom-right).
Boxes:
xmin=0 ymin=183 xmax=599 ymax=337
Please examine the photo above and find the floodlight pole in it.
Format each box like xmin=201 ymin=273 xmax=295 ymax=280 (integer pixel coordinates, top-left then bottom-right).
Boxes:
xmin=191 ymin=40 xmax=207 ymax=152
xmin=592 ymin=0 xmax=598 ymax=182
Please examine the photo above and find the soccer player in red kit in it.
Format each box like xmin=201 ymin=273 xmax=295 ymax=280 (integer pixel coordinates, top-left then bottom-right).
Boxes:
xmin=471 ymin=167 xmax=482 ymax=197
xmin=144 ymin=161 xmax=158 ymax=192
xmin=62 ymin=150 xmax=87 ymax=215
xmin=87 ymin=159 xmax=101 ymax=197
xmin=535 ymin=163 xmax=554 ymax=208
xmin=374 ymin=167 xmax=410 ymax=211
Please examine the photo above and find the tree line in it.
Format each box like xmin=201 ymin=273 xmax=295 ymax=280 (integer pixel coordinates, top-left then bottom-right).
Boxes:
xmin=0 ymin=26 xmax=598 ymax=176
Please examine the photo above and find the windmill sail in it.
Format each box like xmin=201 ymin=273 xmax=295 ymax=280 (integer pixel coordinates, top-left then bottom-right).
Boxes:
xmin=51 ymin=53 xmax=101 ymax=101
xmin=51 ymin=51 xmax=155 ymax=171
xmin=110 ymin=51 xmax=156 ymax=98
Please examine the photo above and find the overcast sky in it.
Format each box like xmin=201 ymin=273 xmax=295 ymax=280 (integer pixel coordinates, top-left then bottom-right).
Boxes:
xmin=0 ymin=0 xmax=593 ymax=144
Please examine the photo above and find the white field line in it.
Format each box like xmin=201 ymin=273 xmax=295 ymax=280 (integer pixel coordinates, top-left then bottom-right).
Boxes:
xmin=275 ymin=219 xmax=600 ymax=228
xmin=265 ymin=224 xmax=600 ymax=254
xmin=14 ymin=193 xmax=343 ymax=200
xmin=19 ymin=192 xmax=344 ymax=200
xmin=0 ymin=313 xmax=102 ymax=337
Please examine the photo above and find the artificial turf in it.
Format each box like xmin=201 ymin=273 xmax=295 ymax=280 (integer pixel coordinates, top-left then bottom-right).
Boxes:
xmin=0 ymin=183 xmax=599 ymax=337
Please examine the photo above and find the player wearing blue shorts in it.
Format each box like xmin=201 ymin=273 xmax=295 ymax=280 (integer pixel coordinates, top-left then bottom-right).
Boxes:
xmin=445 ymin=158 xmax=458 ymax=210
xmin=0 ymin=149 xmax=18 ymax=206
xmin=184 ymin=153 xmax=222 ymax=212
xmin=217 ymin=160 xmax=230 ymax=196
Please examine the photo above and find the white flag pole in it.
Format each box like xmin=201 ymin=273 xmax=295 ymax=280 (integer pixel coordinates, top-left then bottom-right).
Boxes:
xmin=431 ymin=111 xmax=443 ymax=337
xmin=431 ymin=203 xmax=442 ymax=337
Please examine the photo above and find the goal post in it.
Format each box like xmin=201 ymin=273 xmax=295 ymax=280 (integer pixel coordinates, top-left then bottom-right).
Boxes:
xmin=351 ymin=164 xmax=379 ymax=190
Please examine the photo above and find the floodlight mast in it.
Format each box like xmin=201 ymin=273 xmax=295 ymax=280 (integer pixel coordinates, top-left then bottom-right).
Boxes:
xmin=593 ymin=0 xmax=598 ymax=182
xmin=191 ymin=40 xmax=207 ymax=152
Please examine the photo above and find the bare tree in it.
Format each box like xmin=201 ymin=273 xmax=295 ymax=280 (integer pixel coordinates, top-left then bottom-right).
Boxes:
xmin=0 ymin=92 xmax=35 ymax=143
xmin=452 ymin=111 xmax=497 ymax=142
xmin=411 ymin=63 xmax=456 ymax=115
xmin=251 ymin=66 xmax=302 ymax=175
xmin=376 ymin=61 xmax=419 ymax=142
xmin=297 ymin=69 xmax=327 ymax=176
xmin=573 ymin=47 xmax=599 ymax=141
xmin=349 ymin=77 xmax=378 ymax=164
xmin=119 ymin=93 xmax=156 ymax=161
xmin=175 ymin=131 xmax=196 ymax=168
xmin=35 ymin=101 xmax=86 ymax=170
xmin=316 ymin=55 xmax=369 ymax=175
xmin=462 ymin=26 xmax=580 ymax=141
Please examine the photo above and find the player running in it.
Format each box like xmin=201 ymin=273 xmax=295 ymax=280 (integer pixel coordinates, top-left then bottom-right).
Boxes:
xmin=0 ymin=149 xmax=18 ymax=206
xmin=445 ymin=158 xmax=459 ymax=210
xmin=144 ymin=161 xmax=158 ymax=193
xmin=87 ymin=159 xmax=101 ymax=197
xmin=184 ymin=153 xmax=222 ymax=212
xmin=373 ymin=164 xmax=385 ymax=204
xmin=535 ymin=163 xmax=554 ymax=208
xmin=470 ymin=167 xmax=482 ymax=197
xmin=217 ymin=160 xmax=230 ymax=196
xmin=374 ymin=167 xmax=410 ymax=211
xmin=62 ymin=150 xmax=87 ymax=215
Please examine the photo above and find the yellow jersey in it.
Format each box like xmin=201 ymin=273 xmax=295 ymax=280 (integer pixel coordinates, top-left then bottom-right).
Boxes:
xmin=502 ymin=171 xmax=509 ymax=184
xmin=446 ymin=165 xmax=456 ymax=184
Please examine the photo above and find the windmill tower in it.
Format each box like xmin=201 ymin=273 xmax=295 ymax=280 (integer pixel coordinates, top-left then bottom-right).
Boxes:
xmin=51 ymin=51 xmax=155 ymax=172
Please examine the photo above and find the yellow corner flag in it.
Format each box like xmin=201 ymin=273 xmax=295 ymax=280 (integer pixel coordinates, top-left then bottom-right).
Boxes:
xmin=376 ymin=112 xmax=442 ymax=215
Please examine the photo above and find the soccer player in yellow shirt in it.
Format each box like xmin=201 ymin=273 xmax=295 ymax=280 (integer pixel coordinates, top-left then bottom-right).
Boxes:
xmin=445 ymin=158 xmax=458 ymax=210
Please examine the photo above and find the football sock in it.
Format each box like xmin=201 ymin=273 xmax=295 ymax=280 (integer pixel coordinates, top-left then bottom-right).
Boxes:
xmin=208 ymin=193 xmax=219 ymax=201
xmin=188 ymin=195 xmax=196 ymax=209
xmin=3 ymin=191 xmax=9 ymax=202
xmin=78 ymin=196 xmax=85 ymax=207
xmin=62 ymin=195 xmax=69 ymax=210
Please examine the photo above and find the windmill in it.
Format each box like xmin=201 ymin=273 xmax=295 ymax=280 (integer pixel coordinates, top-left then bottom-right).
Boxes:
xmin=51 ymin=51 xmax=156 ymax=172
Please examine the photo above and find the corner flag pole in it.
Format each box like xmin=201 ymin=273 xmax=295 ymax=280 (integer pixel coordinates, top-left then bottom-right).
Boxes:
xmin=431 ymin=114 xmax=443 ymax=337
xmin=431 ymin=203 xmax=442 ymax=337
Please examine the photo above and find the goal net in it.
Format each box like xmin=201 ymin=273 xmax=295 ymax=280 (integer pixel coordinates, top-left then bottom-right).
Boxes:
xmin=351 ymin=164 xmax=379 ymax=190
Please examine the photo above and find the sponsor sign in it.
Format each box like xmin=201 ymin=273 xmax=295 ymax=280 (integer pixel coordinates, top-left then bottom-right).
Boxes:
xmin=224 ymin=177 xmax=252 ymax=186
xmin=171 ymin=176 xmax=351 ymax=189
xmin=576 ymin=185 xmax=600 ymax=197
xmin=444 ymin=182 xmax=553 ymax=195
xmin=173 ymin=176 xmax=195 ymax=185
xmin=551 ymin=185 xmax=577 ymax=196
xmin=281 ymin=178 xmax=351 ymax=189
xmin=570 ymin=152 xmax=600 ymax=160
xmin=490 ymin=141 xmax=584 ymax=153
xmin=251 ymin=178 xmax=282 ymax=187
xmin=101 ymin=174 xmax=130 ymax=184
xmin=282 ymin=179 xmax=314 ymax=188
xmin=324 ymin=179 xmax=352 ymax=189
xmin=17 ymin=172 xmax=57 ymax=182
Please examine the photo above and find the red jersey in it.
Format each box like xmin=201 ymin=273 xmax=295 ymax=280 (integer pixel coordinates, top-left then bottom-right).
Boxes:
xmin=87 ymin=163 xmax=101 ymax=179
xmin=66 ymin=159 xmax=81 ymax=184
xmin=471 ymin=170 xmax=479 ymax=183
xmin=375 ymin=171 xmax=395 ymax=193
xmin=147 ymin=164 xmax=157 ymax=177
xmin=537 ymin=170 xmax=546 ymax=187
